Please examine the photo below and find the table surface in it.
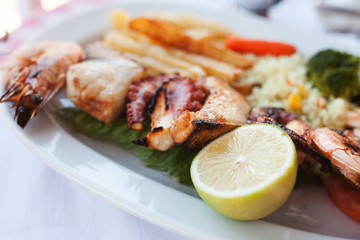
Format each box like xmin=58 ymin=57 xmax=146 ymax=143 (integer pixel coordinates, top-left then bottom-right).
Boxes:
xmin=0 ymin=0 xmax=359 ymax=239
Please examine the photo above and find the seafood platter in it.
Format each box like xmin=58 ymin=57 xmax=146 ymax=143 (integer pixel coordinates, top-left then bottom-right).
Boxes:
xmin=1 ymin=1 xmax=360 ymax=239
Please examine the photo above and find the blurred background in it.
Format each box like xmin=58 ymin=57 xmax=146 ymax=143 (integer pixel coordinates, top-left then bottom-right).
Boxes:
xmin=0 ymin=0 xmax=359 ymax=49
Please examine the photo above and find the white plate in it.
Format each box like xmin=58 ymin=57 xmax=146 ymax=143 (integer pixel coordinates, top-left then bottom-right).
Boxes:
xmin=1 ymin=1 xmax=360 ymax=239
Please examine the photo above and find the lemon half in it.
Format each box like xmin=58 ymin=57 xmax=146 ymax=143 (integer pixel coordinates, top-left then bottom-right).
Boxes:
xmin=191 ymin=124 xmax=297 ymax=220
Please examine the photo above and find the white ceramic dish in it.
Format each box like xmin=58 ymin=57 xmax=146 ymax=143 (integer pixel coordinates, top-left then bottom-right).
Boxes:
xmin=1 ymin=1 xmax=360 ymax=239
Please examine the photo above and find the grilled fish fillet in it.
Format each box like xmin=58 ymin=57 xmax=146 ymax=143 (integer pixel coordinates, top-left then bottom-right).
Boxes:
xmin=66 ymin=42 xmax=146 ymax=123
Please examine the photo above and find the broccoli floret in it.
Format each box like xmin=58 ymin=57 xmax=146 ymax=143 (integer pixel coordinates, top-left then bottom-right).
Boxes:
xmin=307 ymin=49 xmax=360 ymax=99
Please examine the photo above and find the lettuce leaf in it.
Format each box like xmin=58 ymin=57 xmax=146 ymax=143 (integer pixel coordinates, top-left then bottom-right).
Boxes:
xmin=56 ymin=108 xmax=198 ymax=186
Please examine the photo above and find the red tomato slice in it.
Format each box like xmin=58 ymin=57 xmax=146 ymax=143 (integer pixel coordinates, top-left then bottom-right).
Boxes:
xmin=325 ymin=177 xmax=360 ymax=223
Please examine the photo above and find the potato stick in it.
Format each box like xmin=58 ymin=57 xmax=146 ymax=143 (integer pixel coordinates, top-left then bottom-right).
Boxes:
xmin=104 ymin=32 xmax=200 ymax=78
xmin=129 ymin=15 xmax=229 ymax=43
xmin=118 ymin=29 xmax=153 ymax=43
xmin=104 ymin=30 xmax=241 ymax=82
xmin=104 ymin=31 xmax=206 ymax=77
xmin=145 ymin=12 xmax=232 ymax=33
xmin=122 ymin=52 xmax=196 ymax=78
xmin=106 ymin=31 xmax=205 ymax=77
xmin=129 ymin=17 xmax=253 ymax=69
xmin=147 ymin=13 xmax=232 ymax=42
xmin=110 ymin=29 xmax=242 ymax=82
xmin=182 ymin=28 xmax=228 ymax=41
xmin=171 ymin=49 xmax=243 ymax=83
xmin=108 ymin=9 xmax=130 ymax=30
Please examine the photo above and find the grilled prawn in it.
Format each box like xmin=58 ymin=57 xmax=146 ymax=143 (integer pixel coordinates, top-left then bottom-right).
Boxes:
xmin=249 ymin=107 xmax=331 ymax=172
xmin=312 ymin=128 xmax=360 ymax=187
xmin=0 ymin=41 xmax=83 ymax=128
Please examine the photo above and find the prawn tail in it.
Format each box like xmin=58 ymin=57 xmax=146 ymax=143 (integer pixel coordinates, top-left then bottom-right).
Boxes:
xmin=14 ymin=93 xmax=43 ymax=128
xmin=0 ymin=69 xmax=44 ymax=128
xmin=260 ymin=116 xmax=332 ymax=172
xmin=0 ymin=68 xmax=30 ymax=103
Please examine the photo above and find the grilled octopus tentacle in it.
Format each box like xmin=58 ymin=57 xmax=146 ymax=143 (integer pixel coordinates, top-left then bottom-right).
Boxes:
xmin=166 ymin=76 xmax=209 ymax=119
xmin=131 ymin=74 xmax=208 ymax=151
xmin=126 ymin=73 xmax=167 ymax=131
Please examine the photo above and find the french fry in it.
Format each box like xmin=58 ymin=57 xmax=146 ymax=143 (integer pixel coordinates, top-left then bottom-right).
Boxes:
xmin=104 ymin=30 xmax=205 ymax=78
xmin=128 ymin=29 xmax=244 ymax=82
xmin=147 ymin=13 xmax=232 ymax=43
xmin=119 ymin=29 xmax=154 ymax=44
xmin=129 ymin=17 xmax=253 ymax=69
xmin=182 ymin=28 xmax=228 ymax=41
xmin=108 ymin=9 xmax=130 ymax=30
xmin=104 ymin=29 xmax=243 ymax=82
xmin=171 ymin=49 xmax=243 ymax=83
xmin=145 ymin=12 xmax=232 ymax=33
xmin=122 ymin=52 xmax=196 ymax=77
xmin=105 ymin=30 xmax=206 ymax=77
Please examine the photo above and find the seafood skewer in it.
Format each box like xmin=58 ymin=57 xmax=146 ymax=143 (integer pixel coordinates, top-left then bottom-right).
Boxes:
xmin=0 ymin=41 xmax=83 ymax=128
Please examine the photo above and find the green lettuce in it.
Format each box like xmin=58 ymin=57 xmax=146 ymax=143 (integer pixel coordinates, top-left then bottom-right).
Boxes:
xmin=56 ymin=108 xmax=198 ymax=186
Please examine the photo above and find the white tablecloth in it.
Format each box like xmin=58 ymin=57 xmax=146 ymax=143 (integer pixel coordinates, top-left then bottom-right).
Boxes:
xmin=0 ymin=0 xmax=358 ymax=239
xmin=0 ymin=117 xmax=189 ymax=240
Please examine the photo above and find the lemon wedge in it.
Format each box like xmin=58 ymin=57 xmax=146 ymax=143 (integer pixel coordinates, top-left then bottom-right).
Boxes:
xmin=191 ymin=124 xmax=297 ymax=220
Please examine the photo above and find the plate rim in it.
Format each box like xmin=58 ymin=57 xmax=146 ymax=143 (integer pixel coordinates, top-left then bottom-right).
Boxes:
xmin=0 ymin=1 xmax=356 ymax=239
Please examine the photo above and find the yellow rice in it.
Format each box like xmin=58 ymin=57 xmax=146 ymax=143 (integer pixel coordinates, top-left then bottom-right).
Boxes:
xmin=238 ymin=54 xmax=359 ymax=130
